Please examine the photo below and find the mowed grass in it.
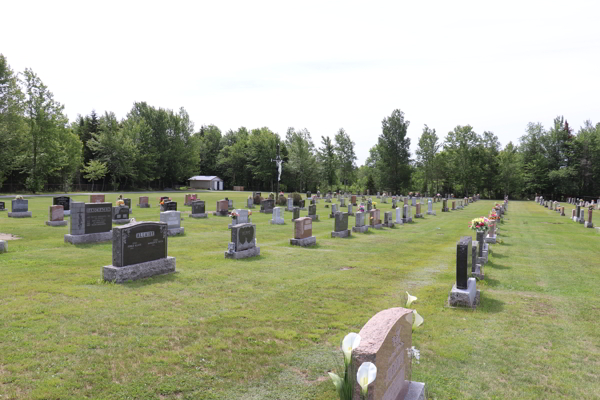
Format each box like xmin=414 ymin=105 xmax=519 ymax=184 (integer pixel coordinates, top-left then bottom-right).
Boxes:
xmin=0 ymin=194 xmax=599 ymax=399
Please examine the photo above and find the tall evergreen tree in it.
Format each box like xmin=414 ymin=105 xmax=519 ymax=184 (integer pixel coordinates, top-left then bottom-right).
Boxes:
xmin=377 ymin=109 xmax=412 ymax=193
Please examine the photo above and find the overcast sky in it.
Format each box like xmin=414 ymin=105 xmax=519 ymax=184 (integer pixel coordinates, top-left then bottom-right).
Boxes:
xmin=2 ymin=0 xmax=599 ymax=165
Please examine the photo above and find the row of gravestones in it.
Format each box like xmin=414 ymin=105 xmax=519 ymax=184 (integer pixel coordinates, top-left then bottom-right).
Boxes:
xmin=449 ymin=198 xmax=508 ymax=308
xmin=536 ymin=196 xmax=595 ymax=228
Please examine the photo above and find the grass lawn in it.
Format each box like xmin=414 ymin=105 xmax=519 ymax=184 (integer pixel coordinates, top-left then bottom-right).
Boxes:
xmin=0 ymin=194 xmax=599 ymax=399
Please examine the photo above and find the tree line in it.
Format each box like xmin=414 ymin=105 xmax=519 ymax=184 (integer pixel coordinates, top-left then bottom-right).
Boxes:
xmin=1 ymin=54 xmax=599 ymax=199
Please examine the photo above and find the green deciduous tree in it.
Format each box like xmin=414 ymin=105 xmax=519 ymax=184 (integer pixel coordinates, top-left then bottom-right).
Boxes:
xmin=376 ymin=109 xmax=412 ymax=194
xmin=318 ymin=136 xmax=337 ymax=191
xmin=335 ymin=128 xmax=357 ymax=190
xmin=415 ymin=125 xmax=440 ymax=195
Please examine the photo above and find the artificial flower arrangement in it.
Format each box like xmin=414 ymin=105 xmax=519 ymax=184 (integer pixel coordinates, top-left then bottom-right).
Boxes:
xmin=230 ymin=211 xmax=239 ymax=218
xmin=358 ymin=205 xmax=365 ymax=213
xmin=436 ymin=193 xmax=441 ymax=197
xmin=15 ymin=195 xmax=23 ymax=200
xmin=488 ymin=212 xmax=498 ymax=220
xmin=372 ymin=202 xmax=377 ymax=209
xmin=328 ymin=332 xmax=377 ymax=400
xmin=116 ymin=199 xmax=125 ymax=206
xmin=409 ymin=192 xmax=413 ymax=196
xmin=469 ymin=217 xmax=490 ymax=233
xmin=159 ymin=198 xmax=171 ymax=206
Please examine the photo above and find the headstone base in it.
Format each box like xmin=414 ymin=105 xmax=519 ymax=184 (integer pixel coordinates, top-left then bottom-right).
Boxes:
xmin=573 ymin=217 xmax=579 ymax=222
xmin=485 ymin=234 xmax=497 ymax=244
xmin=352 ymin=225 xmax=369 ymax=233
xmin=137 ymin=204 xmax=151 ymax=208
xmin=331 ymin=230 xmax=351 ymax=238
xmin=270 ymin=219 xmax=285 ymax=225
xmin=415 ymin=213 xmax=424 ymax=218
xmin=259 ymin=209 xmax=274 ymax=214
xmin=426 ymin=211 xmax=436 ymax=215
xmin=0 ymin=209 xmax=6 ymax=212
xmin=585 ymin=222 xmax=594 ymax=228
xmin=405 ymin=381 xmax=426 ymax=400
xmin=112 ymin=219 xmax=131 ymax=225
xmin=472 ymin=264 xmax=484 ymax=280
xmin=290 ymin=236 xmax=316 ymax=246
xmin=213 ymin=211 xmax=229 ymax=217
xmin=402 ymin=218 xmax=413 ymax=223
xmin=103 ymin=256 xmax=176 ymax=283
xmin=45 ymin=220 xmax=68 ymax=226
xmin=579 ymin=218 xmax=585 ymax=224
xmin=225 ymin=246 xmax=260 ymax=259
xmin=329 ymin=213 xmax=336 ymax=218
xmin=8 ymin=212 xmax=32 ymax=218
xmin=371 ymin=224 xmax=383 ymax=229
xmin=167 ymin=227 xmax=185 ymax=236
xmin=0 ymin=240 xmax=6 ymax=253
xmin=64 ymin=231 xmax=112 ymax=244
xmin=308 ymin=215 xmax=319 ymax=221
xmin=64 ymin=210 xmax=71 ymax=216
xmin=189 ymin=213 xmax=208 ymax=218
xmin=448 ymin=278 xmax=480 ymax=308
xmin=442 ymin=208 xmax=449 ymax=212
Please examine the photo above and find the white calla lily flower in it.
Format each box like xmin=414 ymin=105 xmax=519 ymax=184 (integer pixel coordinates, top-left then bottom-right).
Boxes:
xmin=413 ymin=310 xmax=424 ymax=329
xmin=327 ymin=372 xmax=343 ymax=392
xmin=342 ymin=332 xmax=361 ymax=365
xmin=406 ymin=291 xmax=417 ymax=307
xmin=357 ymin=362 xmax=377 ymax=396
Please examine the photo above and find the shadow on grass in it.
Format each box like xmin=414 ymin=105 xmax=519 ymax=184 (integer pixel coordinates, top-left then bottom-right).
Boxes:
xmin=490 ymin=253 xmax=507 ymax=259
xmin=481 ymin=276 xmax=501 ymax=288
xmin=488 ymin=261 xmax=510 ymax=270
xmin=124 ymin=271 xmax=179 ymax=287
xmin=477 ymin=294 xmax=505 ymax=313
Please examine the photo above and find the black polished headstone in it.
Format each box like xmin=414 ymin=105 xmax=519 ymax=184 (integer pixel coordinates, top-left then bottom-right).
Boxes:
xmin=292 ymin=207 xmax=300 ymax=220
xmin=84 ymin=203 xmax=112 ymax=234
xmin=123 ymin=198 xmax=132 ymax=209
xmin=0 ymin=201 xmax=5 ymax=210
xmin=112 ymin=221 xmax=167 ymax=267
xmin=456 ymin=236 xmax=472 ymax=289
xmin=191 ymin=200 xmax=205 ymax=214
xmin=231 ymin=223 xmax=256 ymax=251
xmin=113 ymin=206 xmax=130 ymax=220
xmin=53 ymin=196 xmax=71 ymax=211
xmin=165 ymin=201 xmax=177 ymax=211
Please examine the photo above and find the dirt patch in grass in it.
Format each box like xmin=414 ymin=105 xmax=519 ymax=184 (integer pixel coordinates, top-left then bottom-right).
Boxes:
xmin=339 ymin=266 xmax=355 ymax=270
xmin=0 ymin=233 xmax=21 ymax=240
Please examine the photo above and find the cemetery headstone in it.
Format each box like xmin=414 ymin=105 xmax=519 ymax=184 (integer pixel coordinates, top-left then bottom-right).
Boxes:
xmin=90 ymin=194 xmax=105 ymax=203
xmin=442 ymin=199 xmax=449 ymax=212
xmin=225 ymin=223 xmax=260 ymax=259
xmin=351 ymin=195 xmax=357 ymax=206
xmin=369 ymin=209 xmax=382 ymax=229
xmin=253 ymin=192 xmax=262 ymax=205
xmin=308 ymin=204 xmax=319 ymax=220
xmin=579 ymin=209 xmax=585 ymax=224
xmin=247 ymin=197 xmax=255 ymax=209
xmin=290 ymin=217 xmax=316 ymax=246
xmin=9 ymin=199 xmax=32 ymax=218
xmin=352 ymin=211 xmax=369 ymax=233
xmin=286 ymin=197 xmax=294 ymax=212
xmin=427 ymin=199 xmax=436 ymax=216
xmin=331 ymin=212 xmax=351 ymax=238
xmin=471 ymin=241 xmax=483 ymax=279
xmin=260 ymin=199 xmax=275 ymax=214
xmin=227 ymin=198 xmax=234 ymax=210
xmin=449 ymin=236 xmax=480 ymax=308
xmin=0 ymin=201 xmax=5 ymax=211
xmin=160 ymin=211 xmax=184 ymax=236
xmin=138 ymin=196 xmax=151 ymax=208
xmin=270 ymin=207 xmax=285 ymax=225
xmin=395 ymin=207 xmax=403 ymax=225
xmin=46 ymin=205 xmax=67 ymax=226
xmin=103 ymin=221 xmax=175 ymax=283
xmin=585 ymin=209 xmax=594 ymax=228
xmin=53 ymin=196 xmax=71 ymax=216
xmin=228 ymin=209 xmax=250 ymax=228
xmin=414 ymin=203 xmax=423 ymax=218
xmin=330 ymin=203 xmax=338 ymax=218
xmin=0 ymin=240 xmax=6 ymax=253
xmin=292 ymin=207 xmax=300 ymax=221
xmin=351 ymin=308 xmax=426 ymax=400
xmin=215 ymin=200 xmax=229 ymax=216
xmin=112 ymin=206 xmax=130 ymax=224
xmin=65 ymin=202 xmax=112 ymax=244
xmin=347 ymin=204 xmax=354 ymax=216
xmin=383 ymin=211 xmax=394 ymax=228
xmin=189 ymin=200 xmax=208 ymax=218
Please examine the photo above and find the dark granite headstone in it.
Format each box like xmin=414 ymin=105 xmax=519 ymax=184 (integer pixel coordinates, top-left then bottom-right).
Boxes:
xmin=71 ymin=203 xmax=112 ymax=234
xmin=292 ymin=207 xmax=300 ymax=220
xmin=11 ymin=199 xmax=28 ymax=212
xmin=165 ymin=201 xmax=177 ymax=211
xmin=191 ymin=200 xmax=205 ymax=214
xmin=456 ymin=236 xmax=472 ymax=289
xmin=308 ymin=204 xmax=316 ymax=216
xmin=299 ymin=199 xmax=305 ymax=208
xmin=112 ymin=222 xmax=168 ymax=267
xmin=306 ymin=191 xmax=311 ymax=199
xmin=123 ymin=198 xmax=132 ymax=209
xmin=260 ymin=199 xmax=275 ymax=212
xmin=53 ymin=196 xmax=70 ymax=211
xmin=476 ymin=231 xmax=484 ymax=257
xmin=334 ymin=212 xmax=349 ymax=231
xmin=231 ymin=223 xmax=256 ymax=251
xmin=113 ymin=206 xmax=130 ymax=220
xmin=0 ymin=201 xmax=5 ymax=210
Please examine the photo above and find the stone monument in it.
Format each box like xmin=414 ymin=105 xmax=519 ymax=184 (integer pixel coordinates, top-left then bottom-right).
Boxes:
xmin=225 ymin=223 xmax=260 ymax=259
xmin=46 ymin=205 xmax=68 ymax=226
xmin=290 ymin=217 xmax=316 ymax=246
xmin=448 ymin=236 xmax=480 ymax=308
xmin=64 ymin=202 xmax=112 ymax=244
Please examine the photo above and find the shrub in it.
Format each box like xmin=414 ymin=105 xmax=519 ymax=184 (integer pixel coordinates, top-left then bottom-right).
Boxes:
xmin=277 ymin=195 xmax=287 ymax=206
xmin=292 ymin=192 xmax=302 ymax=206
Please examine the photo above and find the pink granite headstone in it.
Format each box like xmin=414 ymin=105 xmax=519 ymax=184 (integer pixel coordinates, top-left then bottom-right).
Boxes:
xmin=90 ymin=194 xmax=105 ymax=203
xmin=139 ymin=196 xmax=148 ymax=205
xmin=49 ymin=205 xmax=64 ymax=221
xmin=352 ymin=307 xmax=414 ymax=400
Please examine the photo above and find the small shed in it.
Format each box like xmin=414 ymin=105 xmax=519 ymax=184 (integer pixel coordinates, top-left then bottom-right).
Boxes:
xmin=188 ymin=176 xmax=224 ymax=190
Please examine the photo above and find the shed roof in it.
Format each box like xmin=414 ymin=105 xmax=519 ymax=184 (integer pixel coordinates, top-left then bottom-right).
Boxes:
xmin=188 ymin=175 xmax=222 ymax=181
